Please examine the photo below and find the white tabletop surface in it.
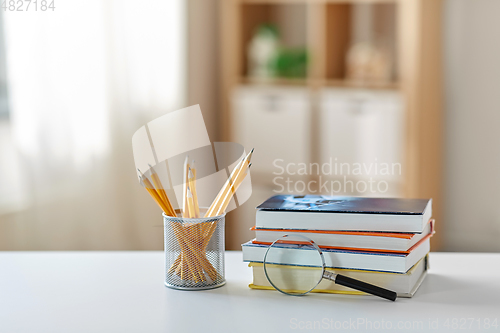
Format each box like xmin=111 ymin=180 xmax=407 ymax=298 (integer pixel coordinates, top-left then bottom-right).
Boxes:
xmin=1 ymin=251 xmax=499 ymax=333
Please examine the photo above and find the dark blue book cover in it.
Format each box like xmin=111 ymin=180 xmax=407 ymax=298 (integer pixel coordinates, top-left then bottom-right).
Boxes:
xmin=256 ymin=195 xmax=431 ymax=215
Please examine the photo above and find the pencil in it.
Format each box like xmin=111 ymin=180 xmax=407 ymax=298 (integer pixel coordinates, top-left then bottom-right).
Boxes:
xmin=188 ymin=167 xmax=200 ymax=218
xmin=204 ymin=158 xmax=244 ymax=217
xmin=137 ymin=171 xmax=170 ymax=214
xmin=147 ymin=164 xmax=177 ymax=217
xmin=215 ymin=162 xmax=251 ymax=216
xmin=202 ymin=163 xmax=251 ymax=243
xmin=205 ymin=148 xmax=254 ymax=218
xmin=182 ymin=155 xmax=190 ymax=218
xmin=186 ymin=186 xmax=196 ymax=218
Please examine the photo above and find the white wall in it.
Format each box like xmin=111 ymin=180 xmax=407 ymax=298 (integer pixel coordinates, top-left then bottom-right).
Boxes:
xmin=444 ymin=0 xmax=500 ymax=251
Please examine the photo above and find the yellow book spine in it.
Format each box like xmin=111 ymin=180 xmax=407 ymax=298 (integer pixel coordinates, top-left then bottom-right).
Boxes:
xmin=248 ymin=284 xmax=366 ymax=296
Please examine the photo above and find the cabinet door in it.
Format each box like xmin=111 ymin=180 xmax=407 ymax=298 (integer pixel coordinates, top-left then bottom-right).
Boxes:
xmin=232 ymin=86 xmax=311 ymax=180
xmin=319 ymin=89 xmax=404 ymax=183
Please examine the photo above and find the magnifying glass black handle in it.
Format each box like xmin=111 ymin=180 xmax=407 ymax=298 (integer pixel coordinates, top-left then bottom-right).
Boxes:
xmin=335 ymin=274 xmax=397 ymax=301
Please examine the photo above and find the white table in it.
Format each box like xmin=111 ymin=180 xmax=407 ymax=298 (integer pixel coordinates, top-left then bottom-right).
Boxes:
xmin=1 ymin=252 xmax=499 ymax=332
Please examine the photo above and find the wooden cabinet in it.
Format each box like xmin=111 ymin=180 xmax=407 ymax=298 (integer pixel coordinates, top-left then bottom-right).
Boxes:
xmin=319 ymin=90 xmax=403 ymax=174
xmin=232 ymin=86 xmax=311 ymax=179
xmin=221 ymin=0 xmax=443 ymax=249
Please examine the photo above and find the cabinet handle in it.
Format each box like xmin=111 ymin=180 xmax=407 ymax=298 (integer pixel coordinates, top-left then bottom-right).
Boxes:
xmin=265 ymin=95 xmax=280 ymax=112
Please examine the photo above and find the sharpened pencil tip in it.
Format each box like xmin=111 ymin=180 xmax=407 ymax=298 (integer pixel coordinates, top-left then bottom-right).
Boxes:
xmin=245 ymin=148 xmax=254 ymax=163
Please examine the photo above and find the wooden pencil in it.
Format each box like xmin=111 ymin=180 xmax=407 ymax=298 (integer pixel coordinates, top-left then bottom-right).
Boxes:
xmin=189 ymin=163 xmax=200 ymax=218
xmin=215 ymin=162 xmax=251 ymax=216
xmin=205 ymin=148 xmax=253 ymax=218
xmin=182 ymin=155 xmax=190 ymax=218
xmin=147 ymin=164 xmax=177 ymax=217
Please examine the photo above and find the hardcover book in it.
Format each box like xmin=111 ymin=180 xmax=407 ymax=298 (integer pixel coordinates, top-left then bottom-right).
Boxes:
xmin=248 ymin=255 xmax=429 ymax=298
xmin=256 ymin=195 xmax=432 ymax=232
xmin=242 ymin=237 xmax=430 ymax=273
xmin=251 ymin=220 xmax=434 ymax=253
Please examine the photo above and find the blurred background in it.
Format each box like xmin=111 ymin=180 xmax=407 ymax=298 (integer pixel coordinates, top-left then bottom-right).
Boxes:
xmin=0 ymin=0 xmax=499 ymax=252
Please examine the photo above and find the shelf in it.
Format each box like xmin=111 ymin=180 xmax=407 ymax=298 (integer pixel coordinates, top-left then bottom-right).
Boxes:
xmin=240 ymin=76 xmax=309 ymax=86
xmin=240 ymin=76 xmax=400 ymax=90
xmin=241 ymin=0 xmax=399 ymax=4
xmin=239 ymin=3 xmax=308 ymax=78
xmin=324 ymin=79 xmax=400 ymax=90
xmin=325 ymin=2 xmax=398 ymax=82
xmin=238 ymin=1 xmax=398 ymax=83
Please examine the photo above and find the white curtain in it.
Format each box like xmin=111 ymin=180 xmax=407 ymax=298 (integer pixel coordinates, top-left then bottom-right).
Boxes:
xmin=0 ymin=0 xmax=186 ymax=250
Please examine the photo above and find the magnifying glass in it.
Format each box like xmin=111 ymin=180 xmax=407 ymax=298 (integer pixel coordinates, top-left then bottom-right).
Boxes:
xmin=263 ymin=234 xmax=397 ymax=301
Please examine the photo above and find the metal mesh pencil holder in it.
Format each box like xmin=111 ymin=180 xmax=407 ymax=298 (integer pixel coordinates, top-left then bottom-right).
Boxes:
xmin=163 ymin=210 xmax=226 ymax=290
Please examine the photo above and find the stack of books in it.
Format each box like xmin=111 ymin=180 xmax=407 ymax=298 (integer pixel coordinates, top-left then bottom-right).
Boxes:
xmin=242 ymin=195 xmax=434 ymax=297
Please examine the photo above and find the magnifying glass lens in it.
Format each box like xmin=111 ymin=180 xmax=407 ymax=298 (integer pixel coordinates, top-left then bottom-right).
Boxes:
xmin=263 ymin=234 xmax=398 ymax=301
xmin=263 ymin=235 xmax=324 ymax=296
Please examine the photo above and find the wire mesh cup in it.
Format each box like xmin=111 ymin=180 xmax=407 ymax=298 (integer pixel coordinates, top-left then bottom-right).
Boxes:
xmin=163 ymin=210 xmax=226 ymax=290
